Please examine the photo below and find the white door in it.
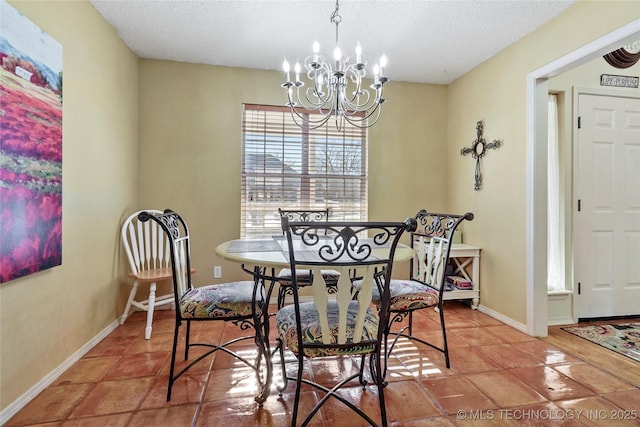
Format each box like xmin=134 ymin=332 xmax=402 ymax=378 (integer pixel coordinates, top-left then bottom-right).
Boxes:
xmin=575 ymin=93 xmax=640 ymax=319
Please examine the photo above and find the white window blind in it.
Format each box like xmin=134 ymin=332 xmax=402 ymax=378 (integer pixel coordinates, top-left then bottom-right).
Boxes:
xmin=241 ymin=104 xmax=368 ymax=238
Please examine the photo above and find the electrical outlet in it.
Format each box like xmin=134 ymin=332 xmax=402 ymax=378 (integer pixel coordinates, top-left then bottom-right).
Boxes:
xmin=214 ymin=266 xmax=222 ymax=278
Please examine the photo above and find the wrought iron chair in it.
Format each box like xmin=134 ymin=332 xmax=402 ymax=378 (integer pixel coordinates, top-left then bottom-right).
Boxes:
xmin=275 ymin=217 xmax=416 ymax=427
xmin=356 ymin=210 xmax=473 ymax=372
xmin=276 ymin=208 xmax=341 ymax=307
xmin=139 ymin=210 xmax=269 ymax=402
xmin=120 ymin=209 xmax=176 ymax=339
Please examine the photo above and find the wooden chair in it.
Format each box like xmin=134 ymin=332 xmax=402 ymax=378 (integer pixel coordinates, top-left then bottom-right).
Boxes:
xmin=139 ymin=209 xmax=269 ymax=402
xmin=276 ymin=208 xmax=340 ymax=307
xmin=275 ymin=217 xmax=416 ymax=427
xmin=120 ymin=209 xmax=175 ymax=339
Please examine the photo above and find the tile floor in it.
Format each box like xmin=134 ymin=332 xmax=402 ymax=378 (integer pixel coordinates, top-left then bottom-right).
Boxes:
xmin=5 ymin=301 xmax=640 ymax=426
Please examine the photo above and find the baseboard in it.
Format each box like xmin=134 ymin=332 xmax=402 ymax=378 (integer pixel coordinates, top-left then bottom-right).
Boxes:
xmin=477 ymin=304 xmax=528 ymax=334
xmin=548 ymin=316 xmax=575 ymax=326
xmin=0 ymin=319 xmax=120 ymax=425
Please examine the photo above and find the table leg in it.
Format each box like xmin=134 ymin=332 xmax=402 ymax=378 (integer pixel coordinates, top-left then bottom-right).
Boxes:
xmin=248 ymin=265 xmax=276 ymax=405
xmin=471 ymin=255 xmax=479 ymax=308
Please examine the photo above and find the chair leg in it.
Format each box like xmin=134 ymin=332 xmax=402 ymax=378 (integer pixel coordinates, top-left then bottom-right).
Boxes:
xmin=374 ymin=349 xmax=388 ymax=427
xmin=389 ymin=308 xmax=451 ymax=370
xmin=358 ymin=354 xmax=367 ymax=387
xmin=184 ymin=320 xmax=191 ymax=360
xmin=120 ymin=281 xmax=139 ymax=325
xmin=377 ymin=332 xmax=391 ymax=384
xmin=291 ymin=356 xmax=304 ymax=427
xmin=166 ymin=319 xmax=181 ymax=401
xmin=438 ymin=304 xmax=450 ymax=368
xmin=276 ymin=339 xmax=289 ymax=394
xmin=145 ymin=282 xmax=157 ymax=340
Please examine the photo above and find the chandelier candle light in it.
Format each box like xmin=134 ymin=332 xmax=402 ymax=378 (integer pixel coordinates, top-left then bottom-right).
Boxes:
xmin=281 ymin=0 xmax=389 ymax=130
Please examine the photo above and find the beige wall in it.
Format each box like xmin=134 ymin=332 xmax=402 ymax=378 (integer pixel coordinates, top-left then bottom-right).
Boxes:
xmin=0 ymin=0 xmax=138 ymax=412
xmin=447 ymin=0 xmax=639 ymax=324
xmin=1 ymin=0 xmax=637 ymax=417
xmin=137 ymin=60 xmax=448 ymax=285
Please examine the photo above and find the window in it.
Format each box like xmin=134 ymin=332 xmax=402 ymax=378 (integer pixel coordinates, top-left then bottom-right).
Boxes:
xmin=241 ymin=104 xmax=368 ymax=238
xmin=547 ymin=94 xmax=564 ymax=292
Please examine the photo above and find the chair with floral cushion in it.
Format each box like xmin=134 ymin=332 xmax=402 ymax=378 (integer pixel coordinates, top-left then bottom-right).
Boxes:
xmin=355 ymin=209 xmax=473 ymax=372
xmin=275 ymin=216 xmax=416 ymax=427
xmin=276 ymin=208 xmax=341 ymax=307
xmin=138 ymin=209 xmax=269 ymax=402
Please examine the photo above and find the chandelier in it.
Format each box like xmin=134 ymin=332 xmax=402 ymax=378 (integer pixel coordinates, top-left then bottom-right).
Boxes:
xmin=281 ymin=0 xmax=389 ymax=131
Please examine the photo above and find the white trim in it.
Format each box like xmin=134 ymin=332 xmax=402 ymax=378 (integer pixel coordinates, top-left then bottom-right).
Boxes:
xmin=548 ymin=317 xmax=574 ymax=327
xmin=526 ymin=19 xmax=640 ymax=336
xmin=0 ymin=320 xmax=120 ymax=425
xmin=548 ymin=291 xmax=574 ymax=326
xmin=548 ymin=290 xmax=572 ymax=296
xmin=477 ymin=304 xmax=527 ymax=333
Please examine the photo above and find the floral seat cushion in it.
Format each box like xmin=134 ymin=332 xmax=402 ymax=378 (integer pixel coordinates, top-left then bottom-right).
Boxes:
xmin=353 ymin=278 xmax=439 ymax=312
xmin=277 ymin=268 xmax=341 ymax=287
xmin=179 ymin=281 xmax=262 ymax=319
xmin=276 ymin=301 xmax=378 ymax=358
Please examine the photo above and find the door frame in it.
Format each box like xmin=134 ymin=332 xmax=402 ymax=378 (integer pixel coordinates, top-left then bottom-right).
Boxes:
xmin=571 ymin=88 xmax=640 ymax=321
xmin=526 ymin=19 xmax=640 ymax=336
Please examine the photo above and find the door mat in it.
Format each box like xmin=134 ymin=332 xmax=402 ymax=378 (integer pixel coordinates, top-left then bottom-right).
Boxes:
xmin=561 ymin=323 xmax=640 ymax=362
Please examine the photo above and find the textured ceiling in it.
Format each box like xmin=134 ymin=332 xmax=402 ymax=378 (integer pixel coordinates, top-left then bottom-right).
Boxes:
xmin=90 ymin=0 xmax=576 ymax=84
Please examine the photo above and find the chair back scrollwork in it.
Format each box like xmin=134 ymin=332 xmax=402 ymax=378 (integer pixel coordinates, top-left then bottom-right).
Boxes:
xmin=138 ymin=210 xmax=193 ymax=302
xmin=278 ymin=207 xmax=330 ymax=224
xmin=411 ymin=210 xmax=474 ymax=293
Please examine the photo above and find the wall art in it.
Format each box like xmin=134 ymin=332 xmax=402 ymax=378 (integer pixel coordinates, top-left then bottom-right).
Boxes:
xmin=460 ymin=121 xmax=501 ymax=191
xmin=0 ymin=0 xmax=63 ymax=283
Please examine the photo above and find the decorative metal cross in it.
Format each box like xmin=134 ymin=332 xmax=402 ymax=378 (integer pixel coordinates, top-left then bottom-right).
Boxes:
xmin=460 ymin=121 xmax=501 ymax=190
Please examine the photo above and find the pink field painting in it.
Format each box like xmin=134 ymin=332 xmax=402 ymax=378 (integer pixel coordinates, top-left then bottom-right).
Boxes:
xmin=0 ymin=0 xmax=63 ymax=283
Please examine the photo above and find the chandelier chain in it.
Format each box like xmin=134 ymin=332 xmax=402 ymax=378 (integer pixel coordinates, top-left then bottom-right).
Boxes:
xmin=331 ymin=0 xmax=341 ymax=46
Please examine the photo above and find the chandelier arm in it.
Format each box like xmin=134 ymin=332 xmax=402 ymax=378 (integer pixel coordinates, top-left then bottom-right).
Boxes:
xmin=342 ymin=84 xmax=384 ymax=112
xmin=341 ymin=103 xmax=383 ymax=129
xmin=298 ymin=57 xmax=334 ymax=108
xmin=287 ymin=106 xmax=333 ymax=130
xmin=294 ymin=86 xmax=335 ymax=112
xmin=303 ymin=92 xmax=325 ymax=108
xmin=286 ymin=81 xmax=331 ymax=112
xmin=347 ymin=97 xmax=384 ymax=122
xmin=290 ymin=106 xmax=336 ymax=127
xmin=286 ymin=84 xmax=332 ymax=118
xmin=286 ymin=94 xmax=338 ymax=127
xmin=299 ymin=88 xmax=330 ymax=110
xmin=304 ymin=81 xmax=333 ymax=108
xmin=344 ymin=66 xmax=365 ymax=102
xmin=341 ymin=90 xmax=373 ymax=111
